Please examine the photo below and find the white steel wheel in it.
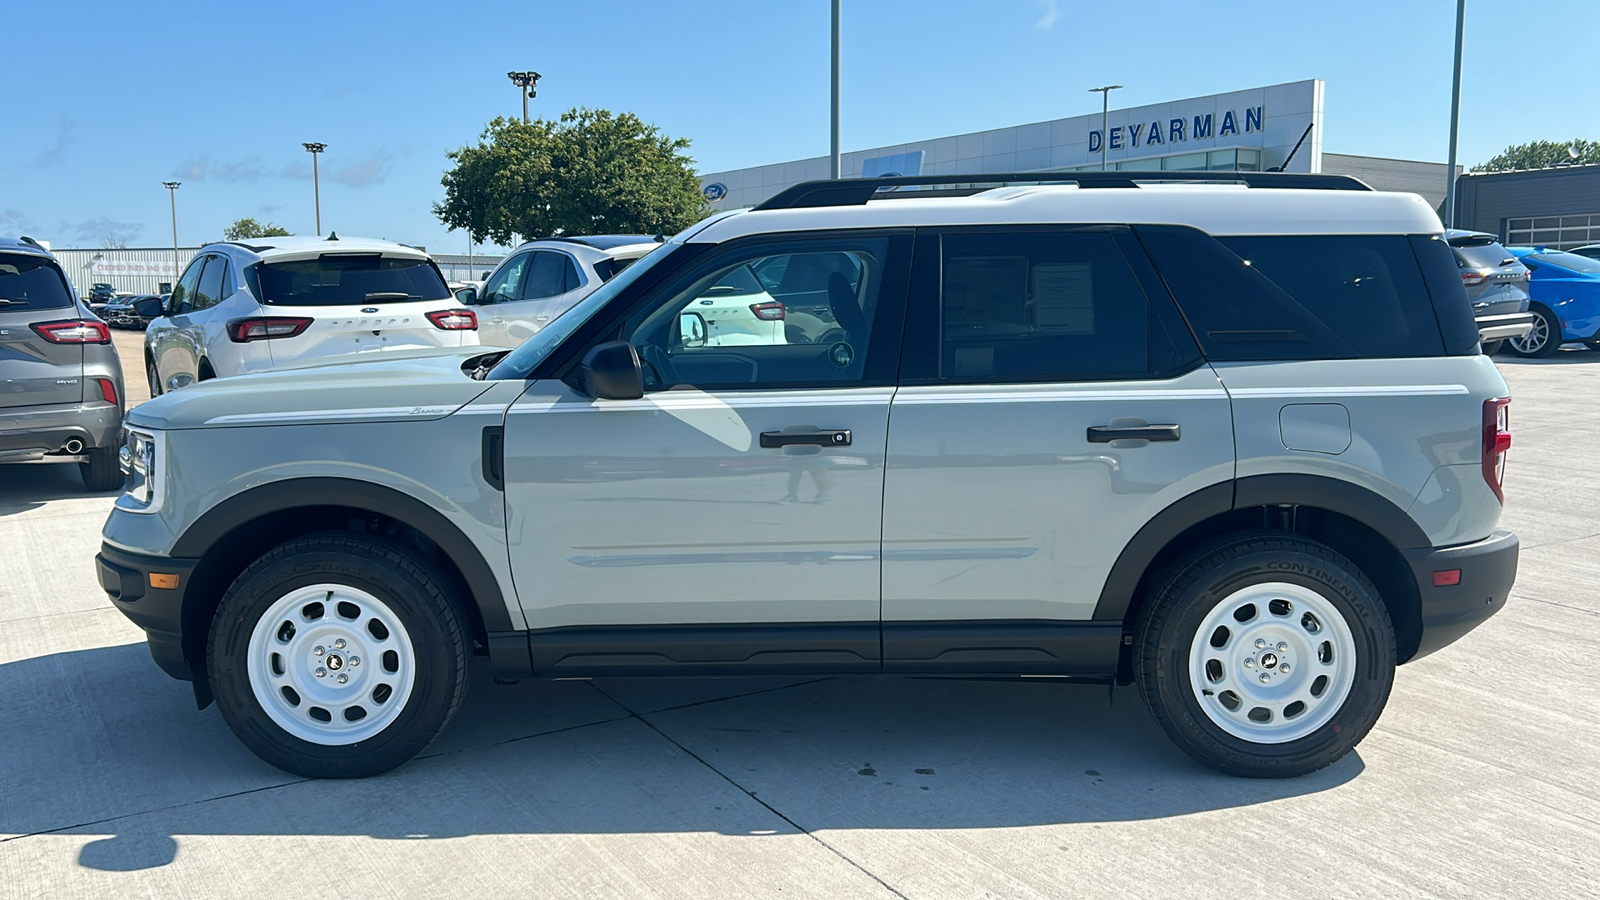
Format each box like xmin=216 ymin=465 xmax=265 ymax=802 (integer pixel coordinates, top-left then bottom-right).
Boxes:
xmin=1508 ymin=308 xmax=1554 ymax=356
xmin=245 ymin=583 xmax=417 ymax=745
xmin=1187 ymin=582 xmax=1357 ymax=744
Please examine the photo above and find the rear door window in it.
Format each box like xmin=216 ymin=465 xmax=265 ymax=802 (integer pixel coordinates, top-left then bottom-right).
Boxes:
xmin=255 ymin=255 xmax=450 ymax=306
xmin=0 ymin=254 xmax=74 ymax=311
xmin=193 ymin=255 xmax=227 ymax=310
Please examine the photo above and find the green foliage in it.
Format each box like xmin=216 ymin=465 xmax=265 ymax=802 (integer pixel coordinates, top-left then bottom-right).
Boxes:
xmin=224 ymin=218 xmax=292 ymax=240
xmin=1472 ymin=139 xmax=1600 ymax=173
xmin=435 ymin=109 xmax=709 ymax=245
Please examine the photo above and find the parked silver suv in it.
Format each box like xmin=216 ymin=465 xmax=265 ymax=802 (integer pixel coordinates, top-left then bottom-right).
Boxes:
xmin=97 ymin=173 xmax=1519 ymax=779
xmin=1445 ymin=229 xmax=1534 ymax=353
xmin=1 ymin=236 xmax=126 ymax=491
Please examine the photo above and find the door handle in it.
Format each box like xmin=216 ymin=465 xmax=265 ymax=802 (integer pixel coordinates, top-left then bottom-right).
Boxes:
xmin=760 ymin=429 xmax=852 ymax=448
xmin=1087 ymin=424 xmax=1180 ymax=443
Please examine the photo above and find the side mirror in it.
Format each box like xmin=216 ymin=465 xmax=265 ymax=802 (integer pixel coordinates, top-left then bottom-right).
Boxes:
xmin=579 ymin=340 xmax=644 ymax=400
xmin=134 ymin=297 xmax=163 ymax=317
xmin=454 ymin=287 xmax=478 ymax=305
xmin=678 ymin=311 xmax=708 ymax=348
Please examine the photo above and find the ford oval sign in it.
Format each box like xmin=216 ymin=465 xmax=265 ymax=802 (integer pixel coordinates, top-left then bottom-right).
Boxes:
xmin=360 ymin=307 xmax=380 ymax=313
xmin=702 ymin=182 xmax=727 ymax=202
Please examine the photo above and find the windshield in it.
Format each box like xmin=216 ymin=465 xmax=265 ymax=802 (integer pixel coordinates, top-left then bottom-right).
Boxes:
xmin=1453 ymin=242 xmax=1516 ymax=269
xmin=1529 ymin=251 xmax=1600 ymax=274
xmin=254 ymin=254 xmax=450 ymax=306
xmin=0 ymin=254 xmax=74 ymax=311
xmin=488 ymin=241 xmax=681 ymax=379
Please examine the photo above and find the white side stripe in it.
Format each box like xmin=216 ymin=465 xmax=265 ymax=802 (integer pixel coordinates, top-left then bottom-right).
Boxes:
xmin=894 ymin=389 xmax=1228 ymax=405
xmin=1227 ymin=384 xmax=1469 ymax=398
xmin=204 ymin=406 xmax=457 ymax=425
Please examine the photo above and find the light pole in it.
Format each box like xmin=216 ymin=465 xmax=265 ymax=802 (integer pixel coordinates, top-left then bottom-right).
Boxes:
xmin=508 ymin=71 xmax=541 ymax=124
xmin=302 ymin=142 xmax=326 ymax=236
xmin=162 ymin=182 xmax=180 ymax=286
xmin=1089 ymin=85 xmax=1122 ymax=171
xmin=830 ymin=0 xmax=841 ymax=179
xmin=1443 ymin=0 xmax=1465 ymax=228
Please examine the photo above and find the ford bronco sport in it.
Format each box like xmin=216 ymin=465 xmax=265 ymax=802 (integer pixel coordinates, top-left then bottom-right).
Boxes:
xmin=97 ymin=172 xmax=1519 ymax=779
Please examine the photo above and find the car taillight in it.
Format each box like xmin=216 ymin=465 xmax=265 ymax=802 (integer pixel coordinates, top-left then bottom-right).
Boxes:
xmin=1460 ymin=271 xmax=1488 ymax=286
xmin=749 ymin=301 xmax=786 ymax=321
xmin=426 ymin=308 xmax=478 ymax=330
xmin=96 ymin=378 xmax=117 ymax=405
xmin=1482 ymin=397 xmax=1511 ymax=503
xmin=227 ymin=317 xmax=313 ymax=342
xmin=31 ymin=320 xmax=111 ymax=344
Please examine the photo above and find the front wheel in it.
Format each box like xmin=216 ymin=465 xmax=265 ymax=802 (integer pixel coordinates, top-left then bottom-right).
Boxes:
xmin=1506 ymin=305 xmax=1561 ymax=358
xmin=146 ymin=361 xmax=162 ymax=397
xmin=207 ymin=534 xmax=470 ymax=778
xmin=1136 ymin=534 xmax=1395 ymax=778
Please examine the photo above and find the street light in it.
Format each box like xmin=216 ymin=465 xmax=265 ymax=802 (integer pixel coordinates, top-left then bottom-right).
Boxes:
xmin=302 ymin=142 xmax=326 ymax=236
xmin=1443 ymin=0 xmax=1465 ymax=228
xmin=507 ymin=71 xmax=541 ymax=124
xmin=830 ymin=0 xmax=841 ymax=179
xmin=162 ymin=182 xmax=180 ymax=287
xmin=1088 ymin=85 xmax=1122 ymax=171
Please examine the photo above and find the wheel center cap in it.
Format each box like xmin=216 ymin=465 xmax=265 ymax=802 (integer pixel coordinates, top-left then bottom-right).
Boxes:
xmin=325 ymin=653 xmax=344 ymax=671
xmin=1259 ymin=651 xmax=1279 ymax=669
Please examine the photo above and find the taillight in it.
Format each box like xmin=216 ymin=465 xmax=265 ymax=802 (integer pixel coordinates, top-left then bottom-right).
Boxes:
xmin=426 ymin=308 xmax=478 ymax=330
xmin=227 ymin=317 xmax=313 ymax=342
xmin=31 ymin=320 xmax=111 ymax=344
xmin=1461 ymin=271 xmax=1488 ymax=286
xmin=749 ymin=301 xmax=786 ymax=321
xmin=1482 ymin=397 xmax=1511 ymax=503
xmin=96 ymin=378 xmax=117 ymax=405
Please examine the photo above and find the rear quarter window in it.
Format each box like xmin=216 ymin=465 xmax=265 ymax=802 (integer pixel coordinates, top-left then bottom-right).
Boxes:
xmin=0 ymin=254 xmax=75 ymax=312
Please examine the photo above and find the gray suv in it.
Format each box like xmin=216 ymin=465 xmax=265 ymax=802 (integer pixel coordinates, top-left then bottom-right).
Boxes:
xmin=1 ymin=236 xmax=126 ymax=490
xmin=96 ymin=173 xmax=1519 ymax=780
xmin=1445 ymin=229 xmax=1534 ymax=354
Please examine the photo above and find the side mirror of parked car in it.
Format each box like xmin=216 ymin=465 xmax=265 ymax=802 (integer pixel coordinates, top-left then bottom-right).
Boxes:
xmin=454 ymin=287 xmax=478 ymax=305
xmin=578 ymin=340 xmax=644 ymax=400
xmin=678 ymin=311 xmax=708 ymax=348
xmin=134 ymin=296 xmax=163 ymax=318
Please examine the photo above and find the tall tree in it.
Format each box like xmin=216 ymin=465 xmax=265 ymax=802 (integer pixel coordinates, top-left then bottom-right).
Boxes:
xmin=224 ymin=218 xmax=292 ymax=240
xmin=435 ymin=109 xmax=708 ymax=245
xmin=1472 ymin=139 xmax=1599 ymax=172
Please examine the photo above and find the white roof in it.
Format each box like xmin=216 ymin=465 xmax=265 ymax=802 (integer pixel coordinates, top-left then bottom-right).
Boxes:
xmin=692 ymin=185 xmax=1445 ymax=243
xmin=215 ymin=235 xmax=433 ymax=262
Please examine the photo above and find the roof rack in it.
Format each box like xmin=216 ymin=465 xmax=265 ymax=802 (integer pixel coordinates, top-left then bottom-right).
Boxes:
xmin=754 ymin=171 xmax=1373 ymax=211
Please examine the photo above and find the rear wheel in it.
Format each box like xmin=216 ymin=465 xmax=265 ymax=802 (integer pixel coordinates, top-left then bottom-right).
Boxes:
xmin=1137 ymin=533 xmax=1395 ymax=778
xmin=1506 ymin=305 xmax=1560 ymax=358
xmin=207 ymin=533 xmax=470 ymax=778
xmin=79 ymin=445 xmax=123 ymax=491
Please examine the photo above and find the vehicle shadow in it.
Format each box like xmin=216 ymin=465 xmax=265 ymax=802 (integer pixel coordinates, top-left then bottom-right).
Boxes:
xmin=1493 ymin=346 xmax=1597 ymax=365
xmin=0 ymin=462 xmax=117 ymax=516
xmin=0 ymin=644 xmax=1361 ymax=872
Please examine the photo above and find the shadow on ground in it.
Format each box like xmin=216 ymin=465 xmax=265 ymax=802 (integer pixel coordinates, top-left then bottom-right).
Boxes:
xmin=1493 ymin=346 xmax=1598 ymax=365
xmin=0 ymin=461 xmax=117 ymax=516
xmin=0 ymin=644 xmax=1361 ymax=871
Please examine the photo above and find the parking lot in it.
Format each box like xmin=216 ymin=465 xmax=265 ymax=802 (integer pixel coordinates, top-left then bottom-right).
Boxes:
xmin=1 ymin=350 xmax=1595 ymax=899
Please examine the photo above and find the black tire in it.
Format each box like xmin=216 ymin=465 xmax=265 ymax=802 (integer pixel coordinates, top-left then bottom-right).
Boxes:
xmin=1506 ymin=305 xmax=1561 ymax=358
xmin=147 ymin=361 xmax=162 ymax=397
xmin=1479 ymin=339 xmax=1503 ymax=356
xmin=207 ymin=533 xmax=470 ymax=778
xmin=1136 ymin=533 xmax=1395 ymax=778
xmin=79 ymin=444 xmax=124 ymax=491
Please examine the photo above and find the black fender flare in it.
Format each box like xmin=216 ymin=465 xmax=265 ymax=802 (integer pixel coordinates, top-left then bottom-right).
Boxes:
xmin=171 ymin=476 xmax=514 ymax=634
xmin=1092 ymin=474 xmax=1429 ymax=622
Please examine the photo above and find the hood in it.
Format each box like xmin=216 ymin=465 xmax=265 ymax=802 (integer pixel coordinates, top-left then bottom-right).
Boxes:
xmin=128 ymin=347 xmax=502 ymax=430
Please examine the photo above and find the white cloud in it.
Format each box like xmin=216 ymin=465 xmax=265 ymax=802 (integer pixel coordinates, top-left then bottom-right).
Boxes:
xmin=1034 ymin=0 xmax=1060 ymax=30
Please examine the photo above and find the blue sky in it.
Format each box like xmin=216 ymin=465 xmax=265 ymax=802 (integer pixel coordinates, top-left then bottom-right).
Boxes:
xmin=1 ymin=0 xmax=1594 ymax=255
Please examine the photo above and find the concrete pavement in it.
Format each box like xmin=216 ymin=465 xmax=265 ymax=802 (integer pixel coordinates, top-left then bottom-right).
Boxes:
xmin=0 ymin=351 xmax=1595 ymax=898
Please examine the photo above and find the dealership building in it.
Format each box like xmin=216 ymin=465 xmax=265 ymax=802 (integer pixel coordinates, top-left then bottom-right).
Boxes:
xmin=1452 ymin=164 xmax=1600 ymax=250
xmin=698 ymin=79 xmax=1460 ymax=211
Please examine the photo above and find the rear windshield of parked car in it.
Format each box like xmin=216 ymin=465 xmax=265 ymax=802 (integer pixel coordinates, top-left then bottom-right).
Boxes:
xmin=0 ymin=254 xmax=74 ymax=311
xmin=1452 ymin=241 xmax=1517 ymax=270
xmin=1529 ymin=251 xmax=1600 ymax=274
xmin=253 ymin=254 xmax=450 ymax=306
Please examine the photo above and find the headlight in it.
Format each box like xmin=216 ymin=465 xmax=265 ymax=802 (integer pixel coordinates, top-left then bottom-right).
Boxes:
xmin=116 ymin=429 xmax=164 ymax=514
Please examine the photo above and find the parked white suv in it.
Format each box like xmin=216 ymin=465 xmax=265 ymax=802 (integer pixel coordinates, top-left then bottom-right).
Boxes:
xmin=145 ymin=236 xmax=477 ymax=394
xmin=464 ymin=235 xmax=661 ymax=347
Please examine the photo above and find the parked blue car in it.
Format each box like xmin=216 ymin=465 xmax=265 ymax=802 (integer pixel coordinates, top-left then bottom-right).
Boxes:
xmin=1504 ymin=247 xmax=1600 ymax=357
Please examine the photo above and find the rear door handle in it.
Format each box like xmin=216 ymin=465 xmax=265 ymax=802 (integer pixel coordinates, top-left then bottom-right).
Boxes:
xmin=1086 ymin=424 xmax=1180 ymax=443
xmin=760 ymin=429 xmax=852 ymax=448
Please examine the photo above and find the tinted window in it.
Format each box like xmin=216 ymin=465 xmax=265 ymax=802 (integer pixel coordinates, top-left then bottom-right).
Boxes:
xmin=170 ymin=257 xmax=206 ymax=314
xmin=521 ymin=252 xmax=570 ymax=300
xmin=0 ymin=254 xmax=74 ymax=311
xmin=937 ymin=231 xmax=1180 ymax=380
xmin=1218 ymin=235 xmax=1444 ymax=358
xmin=255 ymin=255 xmax=449 ymax=306
xmin=1530 ymin=251 xmax=1600 ymax=274
xmin=1452 ymin=241 xmax=1516 ymax=269
xmin=1408 ymin=234 xmax=1480 ymax=357
xmin=193 ymin=256 xmax=227 ymax=310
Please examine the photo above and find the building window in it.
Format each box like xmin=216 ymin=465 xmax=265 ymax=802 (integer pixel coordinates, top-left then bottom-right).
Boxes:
xmin=1506 ymin=214 xmax=1600 ymax=250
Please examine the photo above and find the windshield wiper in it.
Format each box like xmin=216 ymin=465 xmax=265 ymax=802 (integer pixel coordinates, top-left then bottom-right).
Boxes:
xmin=363 ymin=292 xmax=416 ymax=301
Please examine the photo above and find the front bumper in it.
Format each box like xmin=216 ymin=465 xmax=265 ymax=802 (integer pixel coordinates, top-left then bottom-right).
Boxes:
xmin=96 ymin=543 xmax=199 ymax=682
xmin=1403 ymin=530 xmax=1518 ymax=660
xmin=1476 ymin=312 xmax=1536 ymax=343
xmin=0 ymin=401 xmax=122 ymax=460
